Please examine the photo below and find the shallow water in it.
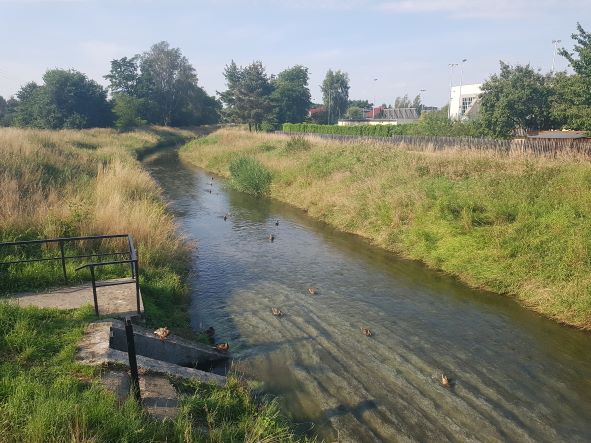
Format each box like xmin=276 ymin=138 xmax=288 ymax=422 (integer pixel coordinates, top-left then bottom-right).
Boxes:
xmin=145 ymin=149 xmax=591 ymax=442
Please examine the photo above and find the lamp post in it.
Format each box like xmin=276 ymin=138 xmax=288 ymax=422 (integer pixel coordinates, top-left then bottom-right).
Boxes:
xmin=457 ymin=58 xmax=467 ymax=119
xmin=448 ymin=63 xmax=458 ymax=119
xmin=372 ymin=78 xmax=378 ymax=119
xmin=552 ymin=39 xmax=561 ymax=74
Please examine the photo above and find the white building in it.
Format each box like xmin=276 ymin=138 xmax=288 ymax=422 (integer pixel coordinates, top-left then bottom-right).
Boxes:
xmin=449 ymin=83 xmax=482 ymax=120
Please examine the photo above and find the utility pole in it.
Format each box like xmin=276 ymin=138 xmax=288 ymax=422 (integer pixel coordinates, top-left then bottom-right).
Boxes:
xmin=552 ymin=39 xmax=561 ymax=74
xmin=448 ymin=63 xmax=458 ymax=119
xmin=457 ymin=59 xmax=467 ymax=119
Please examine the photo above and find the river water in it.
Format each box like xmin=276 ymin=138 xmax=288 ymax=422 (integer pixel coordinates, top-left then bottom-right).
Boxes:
xmin=145 ymin=149 xmax=591 ymax=442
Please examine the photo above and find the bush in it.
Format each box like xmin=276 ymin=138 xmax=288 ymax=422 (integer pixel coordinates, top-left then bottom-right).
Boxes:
xmin=229 ymin=156 xmax=272 ymax=196
xmin=284 ymin=136 xmax=311 ymax=152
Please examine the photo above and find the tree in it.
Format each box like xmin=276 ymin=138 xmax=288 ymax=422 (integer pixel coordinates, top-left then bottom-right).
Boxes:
xmin=12 ymin=70 xmax=112 ymax=129
xmin=104 ymin=56 xmax=140 ymax=96
xmin=553 ymin=23 xmax=591 ymax=130
xmin=112 ymin=94 xmax=147 ymax=130
xmin=394 ymin=94 xmax=412 ymax=108
xmin=137 ymin=41 xmax=200 ymax=126
xmin=219 ymin=60 xmax=273 ymax=131
xmin=479 ymin=62 xmax=552 ymax=138
xmin=348 ymin=99 xmax=372 ymax=109
xmin=412 ymin=94 xmax=423 ymax=114
xmin=105 ymin=42 xmax=220 ymax=126
xmin=321 ymin=69 xmax=349 ymax=124
xmin=345 ymin=106 xmax=364 ymax=119
xmin=270 ymin=65 xmax=311 ymax=124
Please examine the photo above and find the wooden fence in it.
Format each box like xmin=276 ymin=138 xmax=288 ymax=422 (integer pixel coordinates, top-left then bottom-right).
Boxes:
xmin=275 ymin=131 xmax=591 ymax=158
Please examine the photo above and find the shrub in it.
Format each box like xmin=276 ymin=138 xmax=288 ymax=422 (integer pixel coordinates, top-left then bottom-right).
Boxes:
xmin=229 ymin=156 xmax=272 ymax=196
xmin=284 ymin=136 xmax=311 ymax=152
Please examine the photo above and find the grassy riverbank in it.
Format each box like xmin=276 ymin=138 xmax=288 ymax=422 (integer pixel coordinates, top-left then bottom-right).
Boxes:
xmin=180 ymin=128 xmax=591 ymax=330
xmin=0 ymin=127 xmax=304 ymax=442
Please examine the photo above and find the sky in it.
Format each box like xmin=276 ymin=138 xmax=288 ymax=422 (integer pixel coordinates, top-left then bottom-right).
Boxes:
xmin=0 ymin=0 xmax=589 ymax=108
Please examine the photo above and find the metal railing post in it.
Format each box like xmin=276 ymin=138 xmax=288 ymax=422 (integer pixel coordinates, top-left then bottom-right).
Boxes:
xmin=125 ymin=318 xmax=142 ymax=403
xmin=59 ymin=240 xmax=68 ymax=284
xmin=134 ymin=260 xmax=141 ymax=315
xmin=89 ymin=266 xmax=99 ymax=317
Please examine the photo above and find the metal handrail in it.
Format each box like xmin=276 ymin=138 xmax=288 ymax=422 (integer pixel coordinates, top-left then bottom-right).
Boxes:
xmin=0 ymin=234 xmax=141 ymax=317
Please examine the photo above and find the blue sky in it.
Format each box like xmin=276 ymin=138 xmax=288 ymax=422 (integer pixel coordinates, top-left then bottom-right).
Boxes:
xmin=0 ymin=0 xmax=589 ymax=107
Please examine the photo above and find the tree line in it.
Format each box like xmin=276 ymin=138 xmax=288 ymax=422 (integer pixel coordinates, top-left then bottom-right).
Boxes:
xmin=0 ymin=23 xmax=589 ymax=137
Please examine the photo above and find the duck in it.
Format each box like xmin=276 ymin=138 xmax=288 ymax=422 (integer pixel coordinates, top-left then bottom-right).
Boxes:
xmin=361 ymin=327 xmax=373 ymax=337
xmin=204 ymin=326 xmax=215 ymax=338
xmin=153 ymin=327 xmax=170 ymax=341
xmin=214 ymin=342 xmax=230 ymax=352
xmin=268 ymin=234 xmax=275 ymax=242
xmin=440 ymin=374 xmax=454 ymax=388
xmin=271 ymin=307 xmax=283 ymax=317
xmin=275 ymin=220 xmax=279 ymax=226
xmin=308 ymin=287 xmax=318 ymax=295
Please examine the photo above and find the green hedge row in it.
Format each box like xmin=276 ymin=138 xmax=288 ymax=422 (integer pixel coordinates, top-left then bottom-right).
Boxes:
xmin=282 ymin=123 xmax=414 ymax=137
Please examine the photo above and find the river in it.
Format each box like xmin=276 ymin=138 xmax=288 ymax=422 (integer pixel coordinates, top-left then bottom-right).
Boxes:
xmin=145 ymin=149 xmax=591 ymax=442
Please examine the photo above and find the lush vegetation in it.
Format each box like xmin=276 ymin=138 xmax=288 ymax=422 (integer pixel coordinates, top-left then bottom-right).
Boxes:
xmin=181 ymin=128 xmax=591 ymax=330
xmin=229 ymin=156 xmax=272 ymax=196
xmin=0 ymin=126 xmax=305 ymax=442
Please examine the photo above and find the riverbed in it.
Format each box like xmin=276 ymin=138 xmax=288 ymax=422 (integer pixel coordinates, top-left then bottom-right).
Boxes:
xmin=145 ymin=149 xmax=591 ymax=442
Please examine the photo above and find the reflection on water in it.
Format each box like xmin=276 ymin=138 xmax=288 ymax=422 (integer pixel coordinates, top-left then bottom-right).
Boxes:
xmin=145 ymin=150 xmax=591 ymax=442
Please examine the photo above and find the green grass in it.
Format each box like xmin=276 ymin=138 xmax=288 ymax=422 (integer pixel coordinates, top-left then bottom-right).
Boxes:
xmin=229 ymin=156 xmax=272 ymax=196
xmin=180 ymin=128 xmax=591 ymax=330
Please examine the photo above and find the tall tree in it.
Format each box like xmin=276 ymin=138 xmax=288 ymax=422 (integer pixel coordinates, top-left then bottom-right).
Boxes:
xmin=270 ymin=65 xmax=311 ymax=124
xmin=105 ymin=42 xmax=220 ymax=126
xmin=321 ymin=69 xmax=349 ymax=124
xmin=479 ymin=62 xmax=552 ymax=138
xmin=219 ymin=61 xmax=273 ymax=131
xmin=104 ymin=56 xmax=140 ymax=96
xmin=394 ymin=94 xmax=412 ymax=108
xmin=138 ymin=41 xmax=199 ymax=126
xmin=218 ymin=60 xmax=244 ymax=123
xmin=12 ymin=70 xmax=112 ymax=129
xmin=553 ymin=23 xmax=591 ymax=130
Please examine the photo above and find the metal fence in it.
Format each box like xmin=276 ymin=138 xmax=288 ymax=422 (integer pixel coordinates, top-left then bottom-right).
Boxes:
xmin=0 ymin=234 xmax=140 ymax=316
xmin=275 ymin=131 xmax=591 ymax=157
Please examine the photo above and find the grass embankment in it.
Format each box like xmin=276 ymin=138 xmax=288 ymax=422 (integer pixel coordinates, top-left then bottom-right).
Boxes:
xmin=180 ymin=128 xmax=591 ymax=330
xmin=0 ymin=127 xmax=303 ymax=442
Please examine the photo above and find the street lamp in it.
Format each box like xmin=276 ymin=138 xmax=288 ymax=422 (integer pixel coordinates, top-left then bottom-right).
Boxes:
xmin=448 ymin=63 xmax=458 ymax=119
xmin=457 ymin=58 xmax=467 ymax=119
xmin=372 ymin=78 xmax=378 ymax=119
xmin=552 ymin=39 xmax=562 ymax=74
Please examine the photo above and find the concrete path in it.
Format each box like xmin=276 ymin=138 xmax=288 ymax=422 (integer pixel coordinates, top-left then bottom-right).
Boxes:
xmin=7 ymin=278 xmax=143 ymax=318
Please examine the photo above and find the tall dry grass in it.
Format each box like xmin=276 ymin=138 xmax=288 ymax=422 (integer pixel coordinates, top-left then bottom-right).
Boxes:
xmin=181 ymin=128 xmax=591 ymax=330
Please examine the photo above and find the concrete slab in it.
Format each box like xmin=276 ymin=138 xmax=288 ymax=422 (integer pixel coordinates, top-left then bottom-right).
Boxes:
xmin=7 ymin=278 xmax=143 ymax=318
xmin=76 ymin=320 xmax=227 ymax=386
xmin=99 ymin=369 xmax=179 ymax=419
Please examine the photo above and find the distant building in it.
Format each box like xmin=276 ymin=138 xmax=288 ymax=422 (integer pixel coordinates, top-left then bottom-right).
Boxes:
xmin=527 ymin=130 xmax=590 ymax=140
xmin=449 ymin=83 xmax=482 ymax=120
xmin=307 ymin=106 xmax=325 ymax=118
xmin=338 ymin=107 xmax=419 ymax=126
